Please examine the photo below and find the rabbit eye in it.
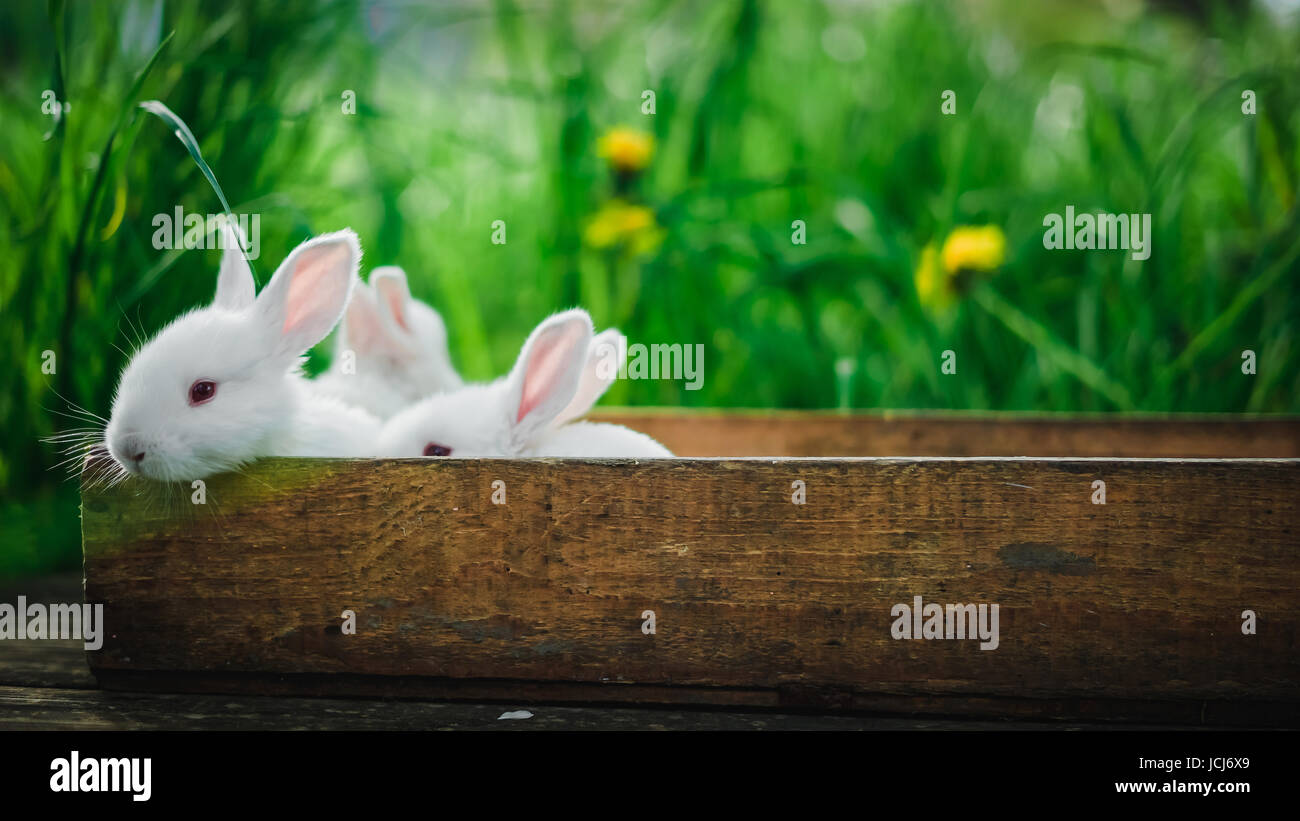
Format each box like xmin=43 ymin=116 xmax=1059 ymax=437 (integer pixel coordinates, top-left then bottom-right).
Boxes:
xmin=188 ymin=379 xmax=217 ymax=406
xmin=423 ymin=443 xmax=452 ymax=457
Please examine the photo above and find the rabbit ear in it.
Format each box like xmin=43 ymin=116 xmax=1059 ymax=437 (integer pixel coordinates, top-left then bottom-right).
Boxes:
xmin=214 ymin=219 xmax=255 ymax=311
xmin=553 ymin=329 xmax=623 ymax=427
xmin=340 ymin=283 xmax=400 ymax=355
xmin=505 ymin=309 xmax=593 ymax=441
xmin=370 ymin=266 xmax=413 ymax=335
xmin=253 ymin=229 xmax=360 ymax=359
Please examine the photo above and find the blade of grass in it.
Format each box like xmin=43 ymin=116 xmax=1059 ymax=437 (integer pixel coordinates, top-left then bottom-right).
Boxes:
xmin=138 ymin=99 xmax=257 ymax=283
xmin=1160 ymin=230 xmax=1300 ymax=381
xmin=972 ymin=285 xmax=1136 ymax=410
xmin=59 ymin=29 xmax=173 ymax=406
xmin=42 ymin=0 xmax=67 ymax=143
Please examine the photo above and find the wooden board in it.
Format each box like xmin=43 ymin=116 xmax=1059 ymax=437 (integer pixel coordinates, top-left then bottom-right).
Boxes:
xmin=588 ymin=409 xmax=1300 ymax=458
xmin=5 ymin=576 xmax=1193 ymax=731
xmin=10 ymin=684 xmax=1107 ymax=731
xmin=81 ymin=450 xmax=1300 ymax=724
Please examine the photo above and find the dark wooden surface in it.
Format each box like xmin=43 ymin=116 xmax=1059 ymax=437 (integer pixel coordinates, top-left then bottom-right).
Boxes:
xmin=80 ymin=455 xmax=1300 ymax=724
xmin=588 ymin=409 xmax=1300 ymax=457
xmin=2 ymin=574 xmax=1210 ymax=730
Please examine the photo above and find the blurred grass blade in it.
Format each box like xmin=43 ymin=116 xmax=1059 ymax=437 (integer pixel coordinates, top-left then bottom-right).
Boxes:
xmin=42 ymin=0 xmax=67 ymax=141
xmin=1162 ymin=231 xmax=1300 ymax=381
xmin=67 ymin=30 xmax=173 ymax=272
xmin=973 ymin=286 xmax=1136 ymax=411
xmin=61 ymin=29 xmax=173 ymax=404
xmin=138 ymin=99 xmax=257 ymax=282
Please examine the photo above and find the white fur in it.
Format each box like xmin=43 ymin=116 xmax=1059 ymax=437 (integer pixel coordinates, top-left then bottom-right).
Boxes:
xmin=527 ymin=421 xmax=675 ymax=457
xmin=313 ymin=266 xmax=463 ymax=419
xmin=105 ymin=226 xmax=381 ymax=481
xmin=376 ymin=309 xmax=672 ymax=458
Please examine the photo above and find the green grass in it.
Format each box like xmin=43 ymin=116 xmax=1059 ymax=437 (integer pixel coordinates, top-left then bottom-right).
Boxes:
xmin=1 ymin=0 xmax=1298 ymax=577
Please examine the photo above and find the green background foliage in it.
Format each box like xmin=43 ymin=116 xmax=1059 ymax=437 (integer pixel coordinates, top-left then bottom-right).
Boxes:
xmin=1 ymin=0 xmax=1297 ymax=578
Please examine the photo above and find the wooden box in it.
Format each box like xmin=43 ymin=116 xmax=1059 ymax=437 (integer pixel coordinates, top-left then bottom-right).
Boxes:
xmin=80 ymin=411 xmax=1300 ymax=724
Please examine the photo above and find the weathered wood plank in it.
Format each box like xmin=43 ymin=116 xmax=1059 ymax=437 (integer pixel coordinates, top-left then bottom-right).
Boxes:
xmin=81 ymin=455 xmax=1300 ymax=723
xmin=1 ymin=684 xmax=1205 ymax=731
xmin=0 ymin=640 xmax=97 ymax=690
xmin=81 ymin=671 xmax=1298 ymax=726
xmin=0 ymin=624 xmax=1216 ymax=729
xmin=588 ymin=409 xmax=1300 ymax=457
xmin=0 ymin=596 xmax=1206 ymax=730
xmin=0 ymin=575 xmax=98 ymax=689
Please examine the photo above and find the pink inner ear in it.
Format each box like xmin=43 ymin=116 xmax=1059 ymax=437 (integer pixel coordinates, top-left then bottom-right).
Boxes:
xmin=283 ymin=244 xmax=350 ymax=335
xmin=381 ymin=284 xmax=410 ymax=332
xmin=345 ymin=289 xmax=383 ymax=350
xmin=382 ymin=287 xmax=408 ymax=332
xmin=517 ymin=324 xmax=584 ymax=424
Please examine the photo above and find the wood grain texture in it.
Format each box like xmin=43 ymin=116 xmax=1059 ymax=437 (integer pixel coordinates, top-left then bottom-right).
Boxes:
xmin=81 ymin=453 xmax=1300 ymax=723
xmin=0 ymin=640 xmax=97 ymax=690
xmin=0 ymin=575 xmax=97 ymax=689
xmin=5 ymin=578 xmax=1203 ymax=730
xmin=5 ymin=683 xmax=1199 ymax=731
xmin=588 ymin=409 xmax=1300 ymax=457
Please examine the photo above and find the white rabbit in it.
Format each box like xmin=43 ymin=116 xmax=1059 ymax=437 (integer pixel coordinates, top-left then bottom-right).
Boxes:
xmin=376 ymin=309 xmax=672 ymax=458
xmin=104 ymin=225 xmax=381 ymax=481
xmin=313 ymin=265 xmax=463 ymax=418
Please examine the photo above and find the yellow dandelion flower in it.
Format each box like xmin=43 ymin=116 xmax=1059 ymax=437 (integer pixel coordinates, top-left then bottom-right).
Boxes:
xmin=917 ymin=226 xmax=1006 ymax=312
xmin=597 ymin=127 xmax=655 ymax=173
xmin=940 ymin=225 xmax=1006 ymax=274
xmin=914 ymin=244 xmax=953 ymax=311
xmin=583 ymin=200 xmax=664 ymax=256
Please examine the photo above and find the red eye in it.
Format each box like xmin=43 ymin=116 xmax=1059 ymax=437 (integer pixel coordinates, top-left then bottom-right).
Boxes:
xmin=188 ymin=379 xmax=217 ymax=406
xmin=423 ymin=443 xmax=452 ymax=457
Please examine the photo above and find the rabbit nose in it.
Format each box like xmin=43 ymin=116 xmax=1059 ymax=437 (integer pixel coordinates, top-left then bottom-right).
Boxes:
xmin=114 ymin=433 xmax=147 ymax=466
